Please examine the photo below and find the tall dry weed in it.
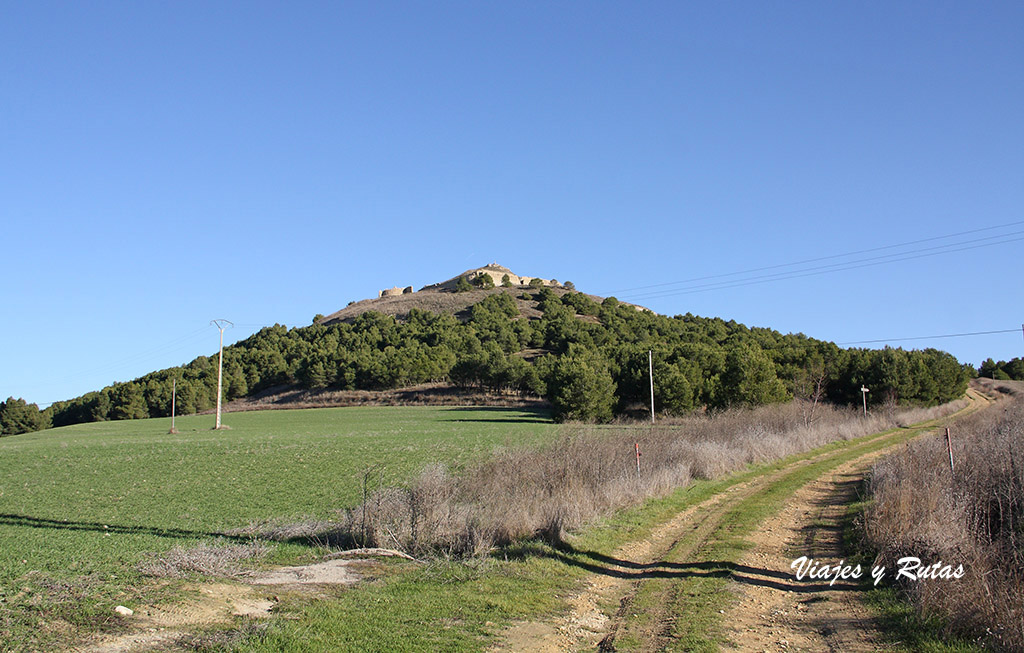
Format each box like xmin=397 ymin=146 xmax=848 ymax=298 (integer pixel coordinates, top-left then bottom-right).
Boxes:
xmin=864 ymin=393 xmax=1024 ymax=650
xmin=260 ymin=397 xmax=964 ymax=560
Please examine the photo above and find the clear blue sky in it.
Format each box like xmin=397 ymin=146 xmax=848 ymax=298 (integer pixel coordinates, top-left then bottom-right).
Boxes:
xmin=2 ymin=2 xmax=1022 ymax=407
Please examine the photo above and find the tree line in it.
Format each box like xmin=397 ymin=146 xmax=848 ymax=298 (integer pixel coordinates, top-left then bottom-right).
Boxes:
xmin=2 ymin=287 xmax=974 ymax=435
xmin=978 ymin=357 xmax=1024 ymax=381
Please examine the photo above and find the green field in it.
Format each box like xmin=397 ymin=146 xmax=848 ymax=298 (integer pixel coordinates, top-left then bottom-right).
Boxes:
xmin=0 ymin=406 xmax=555 ymax=650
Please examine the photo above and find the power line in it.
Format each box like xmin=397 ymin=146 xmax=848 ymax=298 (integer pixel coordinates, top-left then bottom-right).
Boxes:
xmin=602 ymin=220 xmax=1019 ymax=296
xmin=618 ymin=233 xmax=1024 ymax=301
xmin=42 ymin=327 xmax=212 ymax=391
xmin=34 ymin=323 xmax=274 ymax=407
xmin=838 ymin=328 xmax=1022 ymax=346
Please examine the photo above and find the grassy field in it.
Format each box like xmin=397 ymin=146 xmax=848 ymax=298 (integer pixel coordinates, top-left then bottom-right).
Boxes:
xmin=0 ymin=399 xmax=974 ymax=651
xmin=0 ymin=405 xmax=555 ymax=650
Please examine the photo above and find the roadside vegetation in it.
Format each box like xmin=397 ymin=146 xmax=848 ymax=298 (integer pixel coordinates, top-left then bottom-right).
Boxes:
xmin=272 ymin=400 xmax=967 ymax=558
xmin=863 ymin=380 xmax=1024 ymax=650
xmin=4 ymin=287 xmax=970 ymax=436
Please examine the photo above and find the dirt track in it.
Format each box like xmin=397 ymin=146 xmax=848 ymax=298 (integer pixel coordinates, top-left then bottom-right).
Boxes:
xmin=494 ymin=389 xmax=991 ymax=652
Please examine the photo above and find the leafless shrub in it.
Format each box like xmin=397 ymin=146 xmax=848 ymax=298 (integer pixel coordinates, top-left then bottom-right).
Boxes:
xmin=864 ymin=395 xmax=1024 ymax=650
xmin=231 ymin=517 xmax=333 ymax=543
xmin=136 ymin=541 xmax=273 ymax=579
xmin=265 ymin=398 xmax=964 ymax=560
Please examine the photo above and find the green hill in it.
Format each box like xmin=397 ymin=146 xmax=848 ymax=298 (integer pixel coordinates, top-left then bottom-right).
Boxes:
xmin=2 ymin=265 xmax=971 ymax=436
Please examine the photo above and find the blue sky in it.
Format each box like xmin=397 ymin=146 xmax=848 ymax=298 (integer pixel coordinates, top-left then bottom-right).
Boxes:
xmin=2 ymin=2 xmax=1022 ymax=407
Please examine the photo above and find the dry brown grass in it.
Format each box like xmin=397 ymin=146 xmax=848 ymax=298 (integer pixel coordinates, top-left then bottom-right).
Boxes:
xmin=864 ymin=390 xmax=1024 ymax=650
xmin=253 ymin=398 xmax=963 ymax=560
xmin=217 ymin=382 xmax=549 ymax=414
xmin=136 ymin=541 xmax=273 ymax=579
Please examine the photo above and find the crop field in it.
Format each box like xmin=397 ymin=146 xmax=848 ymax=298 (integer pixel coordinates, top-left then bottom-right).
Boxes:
xmin=0 ymin=405 xmax=555 ymax=650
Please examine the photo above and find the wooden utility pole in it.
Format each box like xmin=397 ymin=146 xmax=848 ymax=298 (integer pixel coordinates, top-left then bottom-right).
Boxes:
xmin=861 ymin=385 xmax=869 ymax=417
xmin=211 ymin=319 xmax=233 ymax=430
xmin=649 ymin=350 xmax=655 ymax=424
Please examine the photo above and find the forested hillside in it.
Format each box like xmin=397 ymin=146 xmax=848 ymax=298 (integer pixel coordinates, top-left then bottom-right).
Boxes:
xmin=3 ymin=287 xmax=971 ymax=435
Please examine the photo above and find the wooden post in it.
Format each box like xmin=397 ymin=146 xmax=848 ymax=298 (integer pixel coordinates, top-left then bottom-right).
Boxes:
xmin=861 ymin=385 xmax=869 ymax=417
xmin=635 ymin=442 xmax=641 ymax=480
xmin=945 ymin=427 xmax=955 ymax=479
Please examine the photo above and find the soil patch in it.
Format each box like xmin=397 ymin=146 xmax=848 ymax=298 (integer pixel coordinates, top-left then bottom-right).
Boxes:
xmin=77 ymin=558 xmax=370 ymax=653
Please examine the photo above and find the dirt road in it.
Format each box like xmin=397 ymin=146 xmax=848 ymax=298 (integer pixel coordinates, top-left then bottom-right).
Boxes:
xmin=494 ymin=389 xmax=991 ymax=652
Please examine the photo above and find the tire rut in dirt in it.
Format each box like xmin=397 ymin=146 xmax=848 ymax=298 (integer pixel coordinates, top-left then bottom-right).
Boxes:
xmin=596 ymin=421 xmax=946 ymax=651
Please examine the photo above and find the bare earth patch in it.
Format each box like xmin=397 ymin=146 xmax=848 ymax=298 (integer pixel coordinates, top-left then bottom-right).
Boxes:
xmin=250 ymin=559 xmax=361 ymax=586
xmin=76 ymin=558 xmax=368 ymax=653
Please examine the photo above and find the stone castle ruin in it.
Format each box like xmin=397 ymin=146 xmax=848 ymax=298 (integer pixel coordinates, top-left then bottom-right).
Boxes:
xmin=378 ymin=285 xmax=414 ymax=298
xmin=442 ymin=263 xmax=555 ymax=290
xmin=377 ymin=263 xmax=558 ymax=299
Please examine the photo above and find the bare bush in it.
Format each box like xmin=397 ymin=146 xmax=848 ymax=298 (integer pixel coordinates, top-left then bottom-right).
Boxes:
xmin=137 ymin=541 xmax=273 ymax=579
xmin=864 ymin=394 xmax=1024 ymax=650
xmin=231 ymin=517 xmax=333 ymax=543
xmin=259 ymin=398 xmax=964 ymax=560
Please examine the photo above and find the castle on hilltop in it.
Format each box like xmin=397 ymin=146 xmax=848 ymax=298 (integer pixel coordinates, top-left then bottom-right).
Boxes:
xmin=467 ymin=263 xmax=550 ymax=287
xmin=377 ymin=263 xmax=557 ymax=298
xmin=378 ymin=285 xmax=414 ymax=298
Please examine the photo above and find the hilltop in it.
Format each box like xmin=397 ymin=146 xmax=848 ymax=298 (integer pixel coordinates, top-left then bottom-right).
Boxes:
xmin=318 ymin=263 xmax=648 ymax=325
xmin=13 ymin=262 xmax=971 ymax=435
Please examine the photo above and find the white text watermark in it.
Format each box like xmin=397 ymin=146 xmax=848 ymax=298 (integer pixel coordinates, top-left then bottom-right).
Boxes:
xmin=790 ymin=556 xmax=964 ymax=587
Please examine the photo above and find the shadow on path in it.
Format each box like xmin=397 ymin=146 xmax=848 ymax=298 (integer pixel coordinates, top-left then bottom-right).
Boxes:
xmin=539 ymin=540 xmax=864 ymax=594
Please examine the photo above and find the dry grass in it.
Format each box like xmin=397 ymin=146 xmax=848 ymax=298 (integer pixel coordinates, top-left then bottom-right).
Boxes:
xmin=864 ymin=388 xmax=1024 ymax=650
xmin=257 ymin=398 xmax=963 ymax=559
xmin=136 ymin=541 xmax=273 ymax=579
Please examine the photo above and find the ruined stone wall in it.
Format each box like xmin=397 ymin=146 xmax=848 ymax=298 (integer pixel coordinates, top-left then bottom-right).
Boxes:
xmin=474 ymin=269 xmax=553 ymax=287
xmin=378 ymin=286 xmax=405 ymax=298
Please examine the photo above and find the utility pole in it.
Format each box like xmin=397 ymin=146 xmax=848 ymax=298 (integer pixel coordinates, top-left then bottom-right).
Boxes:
xmin=211 ymin=319 xmax=233 ymax=430
xmin=861 ymin=385 xmax=869 ymax=417
xmin=169 ymin=377 xmax=177 ymax=434
xmin=649 ymin=350 xmax=655 ymax=424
